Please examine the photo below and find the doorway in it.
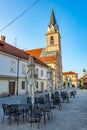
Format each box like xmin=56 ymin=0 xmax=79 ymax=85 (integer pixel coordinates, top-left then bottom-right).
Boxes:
xmin=9 ymin=81 xmax=15 ymax=95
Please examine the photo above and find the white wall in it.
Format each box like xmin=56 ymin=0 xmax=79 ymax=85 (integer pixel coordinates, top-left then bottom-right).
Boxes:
xmin=0 ymin=53 xmax=17 ymax=76
xmin=0 ymin=52 xmax=28 ymax=95
xmin=0 ymin=52 xmax=27 ymax=78
xmin=35 ymin=64 xmax=48 ymax=91
xmin=0 ymin=80 xmax=9 ymax=94
xmin=19 ymin=60 xmax=27 ymax=78
xmin=18 ymin=78 xmax=27 ymax=95
xmin=35 ymin=64 xmax=47 ymax=79
xmin=0 ymin=52 xmax=48 ymax=95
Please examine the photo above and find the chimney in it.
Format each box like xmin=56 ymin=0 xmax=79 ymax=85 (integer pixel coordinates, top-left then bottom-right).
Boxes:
xmin=0 ymin=35 xmax=5 ymax=42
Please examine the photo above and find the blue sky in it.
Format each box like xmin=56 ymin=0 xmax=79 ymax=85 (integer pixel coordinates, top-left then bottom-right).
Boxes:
xmin=0 ymin=0 xmax=87 ymax=78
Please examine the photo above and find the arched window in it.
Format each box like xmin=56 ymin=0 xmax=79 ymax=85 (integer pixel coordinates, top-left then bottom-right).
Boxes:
xmin=50 ymin=36 xmax=54 ymax=45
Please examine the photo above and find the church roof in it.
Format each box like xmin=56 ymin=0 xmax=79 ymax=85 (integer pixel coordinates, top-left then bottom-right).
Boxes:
xmin=39 ymin=56 xmax=56 ymax=63
xmin=25 ymin=48 xmax=56 ymax=63
xmin=40 ymin=48 xmax=56 ymax=57
xmin=49 ymin=9 xmax=57 ymax=26
xmin=25 ymin=48 xmax=43 ymax=58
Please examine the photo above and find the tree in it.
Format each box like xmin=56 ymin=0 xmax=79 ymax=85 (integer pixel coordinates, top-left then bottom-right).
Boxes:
xmin=79 ymin=79 xmax=83 ymax=89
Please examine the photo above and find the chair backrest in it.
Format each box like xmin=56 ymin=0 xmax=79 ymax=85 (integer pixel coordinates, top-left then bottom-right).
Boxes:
xmin=9 ymin=104 xmax=19 ymax=114
xmin=27 ymin=97 xmax=32 ymax=104
xmin=2 ymin=103 xmax=10 ymax=115
xmin=38 ymin=96 xmax=44 ymax=104
xmin=54 ymin=91 xmax=59 ymax=96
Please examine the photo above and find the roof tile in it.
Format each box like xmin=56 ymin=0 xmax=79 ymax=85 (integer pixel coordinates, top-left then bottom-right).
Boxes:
xmin=25 ymin=48 xmax=56 ymax=63
xmin=0 ymin=41 xmax=48 ymax=68
xmin=0 ymin=40 xmax=29 ymax=59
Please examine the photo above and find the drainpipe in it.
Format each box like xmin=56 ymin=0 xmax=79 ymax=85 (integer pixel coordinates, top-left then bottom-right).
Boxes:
xmin=16 ymin=58 xmax=20 ymax=95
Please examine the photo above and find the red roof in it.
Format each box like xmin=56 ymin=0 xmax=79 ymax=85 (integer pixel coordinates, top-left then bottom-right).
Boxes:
xmin=0 ymin=40 xmax=29 ymax=59
xmin=25 ymin=48 xmax=56 ymax=63
xmin=0 ymin=40 xmax=5 ymax=45
xmin=0 ymin=40 xmax=48 ymax=68
xmin=33 ymin=56 xmax=48 ymax=67
xmin=39 ymin=56 xmax=56 ymax=63
xmin=25 ymin=48 xmax=43 ymax=58
xmin=63 ymin=71 xmax=78 ymax=75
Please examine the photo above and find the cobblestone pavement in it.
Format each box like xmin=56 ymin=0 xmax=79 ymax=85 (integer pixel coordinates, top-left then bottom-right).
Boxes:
xmin=0 ymin=89 xmax=87 ymax=130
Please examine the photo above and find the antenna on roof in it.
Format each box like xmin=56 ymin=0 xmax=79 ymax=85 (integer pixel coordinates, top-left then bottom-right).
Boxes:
xmin=14 ymin=37 xmax=17 ymax=47
xmin=14 ymin=37 xmax=19 ymax=47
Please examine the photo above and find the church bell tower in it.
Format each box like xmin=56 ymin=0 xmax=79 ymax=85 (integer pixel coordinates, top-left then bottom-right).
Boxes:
xmin=45 ymin=9 xmax=62 ymax=89
xmin=46 ymin=9 xmax=61 ymax=53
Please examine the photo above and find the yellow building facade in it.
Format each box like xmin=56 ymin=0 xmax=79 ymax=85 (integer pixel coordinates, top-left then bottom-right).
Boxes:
xmin=63 ymin=71 xmax=78 ymax=88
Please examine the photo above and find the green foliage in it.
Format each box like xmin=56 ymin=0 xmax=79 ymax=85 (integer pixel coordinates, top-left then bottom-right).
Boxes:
xmin=79 ymin=79 xmax=83 ymax=89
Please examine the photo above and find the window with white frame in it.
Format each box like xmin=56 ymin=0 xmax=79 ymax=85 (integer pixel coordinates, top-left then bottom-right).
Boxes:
xmin=41 ymin=70 xmax=43 ymax=77
xmin=22 ymin=64 xmax=26 ymax=74
xmin=22 ymin=81 xmax=25 ymax=89
xmin=10 ymin=61 xmax=16 ymax=73
xmin=36 ymin=68 xmax=38 ymax=78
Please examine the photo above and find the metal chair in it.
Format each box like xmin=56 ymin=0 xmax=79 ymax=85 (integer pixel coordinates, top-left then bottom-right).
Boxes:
xmin=61 ymin=91 xmax=69 ymax=103
xmin=53 ymin=95 xmax=61 ymax=110
xmin=2 ymin=103 xmax=10 ymax=123
xmin=29 ymin=105 xmax=42 ymax=128
xmin=9 ymin=104 xmax=23 ymax=125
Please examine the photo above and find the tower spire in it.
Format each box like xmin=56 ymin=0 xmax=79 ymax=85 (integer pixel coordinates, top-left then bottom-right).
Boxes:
xmin=47 ymin=8 xmax=58 ymax=33
xmin=49 ymin=8 xmax=57 ymax=26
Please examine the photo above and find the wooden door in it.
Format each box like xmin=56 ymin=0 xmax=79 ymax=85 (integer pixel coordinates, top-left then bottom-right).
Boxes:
xmin=9 ymin=82 xmax=15 ymax=95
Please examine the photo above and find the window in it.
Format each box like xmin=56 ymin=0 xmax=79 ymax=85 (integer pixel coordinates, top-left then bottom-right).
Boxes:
xmin=41 ymin=82 xmax=44 ymax=92
xmin=10 ymin=61 xmax=16 ymax=73
xmin=50 ymin=36 xmax=54 ymax=45
xmin=41 ymin=70 xmax=43 ymax=77
xmin=36 ymin=82 xmax=38 ymax=89
xmin=22 ymin=64 xmax=26 ymax=74
xmin=22 ymin=81 xmax=25 ymax=89
xmin=36 ymin=68 xmax=38 ymax=78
